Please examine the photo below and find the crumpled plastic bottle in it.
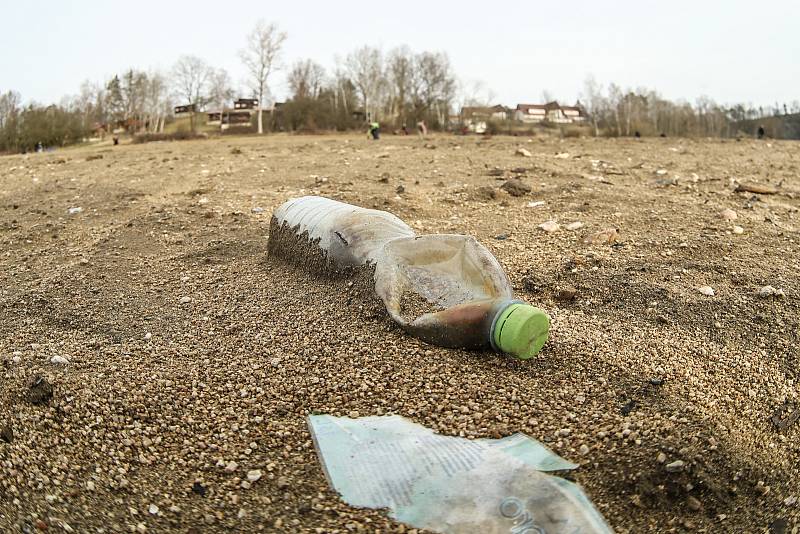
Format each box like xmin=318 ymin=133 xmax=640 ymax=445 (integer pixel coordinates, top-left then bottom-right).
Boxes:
xmin=270 ymin=196 xmax=549 ymax=358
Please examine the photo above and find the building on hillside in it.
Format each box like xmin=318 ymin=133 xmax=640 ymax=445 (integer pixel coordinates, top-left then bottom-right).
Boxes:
xmin=174 ymin=104 xmax=196 ymax=116
xmin=514 ymin=101 xmax=587 ymax=123
xmin=460 ymin=105 xmax=511 ymax=133
xmin=234 ymin=98 xmax=259 ymax=110
xmin=206 ymin=110 xmax=254 ymax=129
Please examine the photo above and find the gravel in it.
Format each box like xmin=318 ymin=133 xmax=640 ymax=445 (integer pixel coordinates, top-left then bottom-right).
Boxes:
xmin=1 ymin=134 xmax=799 ymax=533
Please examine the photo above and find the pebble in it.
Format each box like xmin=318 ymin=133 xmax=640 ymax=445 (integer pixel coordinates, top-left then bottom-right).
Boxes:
xmin=67 ymin=207 xmax=83 ymax=215
xmin=515 ymin=148 xmax=532 ymax=157
xmin=697 ymin=286 xmax=715 ymax=296
xmin=51 ymin=355 xmax=70 ymax=365
xmin=732 ymin=225 xmax=744 ymax=234
xmin=687 ymin=496 xmax=702 ymax=511
xmin=758 ymin=285 xmax=785 ymax=298
xmin=583 ymin=228 xmax=618 ymax=245
xmin=579 ymin=444 xmax=590 ymax=455
xmin=246 ymin=469 xmax=262 ymax=483
xmin=526 ymin=201 xmax=545 ymax=208
xmin=144 ymin=332 xmax=152 ymax=340
xmin=148 ymin=504 xmax=159 ymax=515
xmin=224 ymin=461 xmax=239 ymax=472
xmin=251 ymin=207 xmax=264 ymax=213
xmin=538 ymin=221 xmax=560 ymax=233
xmin=179 ymin=296 xmax=192 ymax=304
xmin=657 ymin=452 xmax=667 ymax=463
xmin=565 ymin=221 xmax=583 ymax=231
xmin=720 ymin=208 xmax=737 ymax=221
xmin=12 ymin=355 xmax=21 ymax=364
xmin=86 ymin=481 xmax=95 ymax=491
xmin=665 ymin=460 xmax=685 ymax=472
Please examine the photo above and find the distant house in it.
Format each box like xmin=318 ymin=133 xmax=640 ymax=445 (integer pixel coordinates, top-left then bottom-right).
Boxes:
xmin=206 ymin=110 xmax=254 ymax=129
xmin=460 ymin=105 xmax=511 ymax=133
xmin=234 ymin=98 xmax=259 ymax=110
xmin=515 ymin=101 xmax=587 ymax=123
xmin=174 ymin=104 xmax=196 ymax=115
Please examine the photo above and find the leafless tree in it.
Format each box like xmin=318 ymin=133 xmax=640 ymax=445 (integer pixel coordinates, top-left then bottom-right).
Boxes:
xmin=342 ymin=46 xmax=385 ymax=122
xmin=288 ymin=59 xmax=326 ymax=100
xmin=387 ymin=46 xmax=414 ymax=124
xmin=172 ymin=55 xmax=212 ymax=132
xmin=240 ymin=20 xmax=286 ymax=134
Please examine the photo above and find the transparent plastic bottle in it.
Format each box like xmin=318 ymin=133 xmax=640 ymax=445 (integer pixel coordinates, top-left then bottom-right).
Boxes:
xmin=270 ymin=196 xmax=549 ymax=358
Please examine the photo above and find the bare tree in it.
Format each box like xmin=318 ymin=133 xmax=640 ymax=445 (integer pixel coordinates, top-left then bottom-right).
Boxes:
xmin=387 ymin=46 xmax=414 ymax=124
xmin=287 ymin=59 xmax=326 ymax=100
xmin=172 ymin=55 xmax=212 ymax=132
xmin=343 ymin=46 xmax=385 ymax=123
xmin=580 ymin=75 xmax=603 ymax=136
xmin=240 ymin=20 xmax=286 ymax=134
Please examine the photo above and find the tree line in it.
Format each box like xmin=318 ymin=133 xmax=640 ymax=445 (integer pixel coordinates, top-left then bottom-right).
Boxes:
xmin=2 ymin=20 xmax=799 ymax=153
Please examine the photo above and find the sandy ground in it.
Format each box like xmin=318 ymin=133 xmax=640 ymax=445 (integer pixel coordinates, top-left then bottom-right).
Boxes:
xmin=1 ymin=133 xmax=799 ymax=533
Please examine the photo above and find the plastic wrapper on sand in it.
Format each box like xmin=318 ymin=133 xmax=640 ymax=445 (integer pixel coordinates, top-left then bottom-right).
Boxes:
xmin=308 ymin=414 xmax=613 ymax=534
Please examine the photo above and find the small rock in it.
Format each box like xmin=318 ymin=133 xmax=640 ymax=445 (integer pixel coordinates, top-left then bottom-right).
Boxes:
xmin=50 ymin=355 xmax=70 ymax=365
xmin=26 ymin=375 xmax=53 ymax=405
xmin=240 ymin=480 xmax=252 ymax=489
xmin=86 ymin=481 xmax=95 ymax=491
xmin=224 ymin=461 xmax=239 ymax=472
xmin=179 ymin=296 xmax=192 ymax=304
xmin=732 ymin=225 xmax=744 ymax=234
xmin=0 ymin=423 xmax=13 ymax=443
xmin=665 ymin=460 xmax=685 ymax=472
xmin=493 ymin=234 xmax=508 ymax=240
xmin=554 ymin=288 xmax=577 ymax=302
xmin=687 ymin=496 xmax=702 ymax=511
xmin=538 ymin=221 xmax=560 ymax=233
xmin=656 ymin=169 xmax=668 ymax=175
xmin=697 ymin=286 xmax=715 ymax=296
xmin=720 ymin=208 xmax=737 ymax=221
xmin=276 ymin=476 xmax=290 ymax=489
xmin=583 ymin=228 xmax=618 ymax=245
xmin=12 ymin=355 xmax=21 ymax=364
xmin=191 ymin=481 xmax=207 ymax=496
xmin=348 ymin=410 xmax=360 ymax=418
xmin=784 ymin=495 xmax=797 ymax=506
xmin=251 ymin=207 xmax=264 ymax=214
xmin=515 ymin=148 xmax=532 ymax=157
xmin=554 ymin=152 xmax=570 ymax=159
xmin=67 ymin=207 xmax=83 ymax=215
xmin=148 ymin=504 xmax=159 ymax=515
xmin=565 ymin=221 xmax=583 ymax=231
xmin=657 ymin=452 xmax=667 ymax=463
xmin=246 ymin=470 xmax=262 ymax=483
xmin=758 ymin=285 xmax=785 ymax=298
xmin=526 ymin=200 xmax=545 ymax=208
xmin=395 ymin=184 xmax=405 ymax=194
xmin=579 ymin=444 xmax=590 ymax=455
xmin=500 ymin=178 xmax=531 ymax=197
xmin=144 ymin=332 xmax=152 ymax=340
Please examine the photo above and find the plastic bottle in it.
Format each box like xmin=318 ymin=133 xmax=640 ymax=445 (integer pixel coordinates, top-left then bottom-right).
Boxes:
xmin=269 ymin=196 xmax=549 ymax=359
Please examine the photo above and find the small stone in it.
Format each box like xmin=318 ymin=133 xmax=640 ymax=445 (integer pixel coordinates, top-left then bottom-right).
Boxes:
xmin=697 ymin=286 xmax=715 ymax=296
xmin=251 ymin=207 xmax=264 ymax=213
xmin=732 ymin=225 xmax=744 ymax=234
xmin=758 ymin=285 xmax=785 ymax=298
xmin=656 ymin=169 xmax=668 ymax=175
xmin=136 ymin=523 xmax=146 ymax=533
xmin=538 ymin=221 xmax=560 ymax=233
xmin=270 ymin=357 xmax=281 ymax=367
xmin=276 ymin=476 xmax=290 ymax=489
xmin=224 ymin=461 xmax=239 ymax=472
xmin=180 ymin=296 xmax=192 ymax=304
xmin=86 ymin=481 xmax=95 ymax=491
xmin=246 ymin=470 xmax=262 ymax=483
xmin=1 ymin=424 xmax=13 ymax=443
xmin=515 ymin=148 xmax=532 ymax=157
xmin=240 ymin=480 xmax=252 ymax=489
xmin=237 ymin=508 xmax=246 ymax=519
xmin=657 ymin=452 xmax=667 ymax=463
xmin=665 ymin=460 xmax=685 ymax=472
xmin=784 ymin=495 xmax=797 ymax=506
xmin=191 ymin=481 xmax=207 ymax=496
xmin=45 ymin=494 xmax=57 ymax=503
xmin=579 ymin=444 xmax=590 ymax=455
xmin=348 ymin=410 xmax=360 ymax=418
xmin=687 ymin=496 xmax=702 ymax=511
xmin=148 ymin=504 xmax=159 ymax=515
xmin=565 ymin=221 xmax=583 ymax=231
xmin=720 ymin=208 xmax=737 ymax=221
xmin=11 ymin=355 xmax=21 ymax=364
xmin=500 ymin=178 xmax=531 ymax=197
xmin=526 ymin=200 xmax=545 ymax=208
xmin=27 ymin=375 xmax=53 ymax=405
xmin=583 ymin=228 xmax=618 ymax=245
xmin=50 ymin=355 xmax=70 ymax=365
xmin=67 ymin=207 xmax=83 ymax=215
xmin=144 ymin=332 xmax=152 ymax=340
xmin=395 ymin=185 xmax=405 ymax=194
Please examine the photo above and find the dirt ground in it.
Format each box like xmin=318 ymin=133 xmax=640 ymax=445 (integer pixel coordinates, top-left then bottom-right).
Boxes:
xmin=1 ymin=132 xmax=799 ymax=533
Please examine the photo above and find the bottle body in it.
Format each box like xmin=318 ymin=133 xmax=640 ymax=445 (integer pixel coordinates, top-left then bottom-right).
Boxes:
xmin=270 ymin=196 xmax=549 ymax=358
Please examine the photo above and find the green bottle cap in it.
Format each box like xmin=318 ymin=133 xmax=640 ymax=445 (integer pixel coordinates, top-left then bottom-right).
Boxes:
xmin=492 ymin=303 xmax=550 ymax=359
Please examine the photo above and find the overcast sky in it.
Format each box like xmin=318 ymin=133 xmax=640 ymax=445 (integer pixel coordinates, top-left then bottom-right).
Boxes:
xmin=1 ymin=0 xmax=797 ymax=109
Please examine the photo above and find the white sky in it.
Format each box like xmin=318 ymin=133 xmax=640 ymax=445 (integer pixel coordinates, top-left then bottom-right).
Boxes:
xmin=1 ymin=0 xmax=798 ymax=109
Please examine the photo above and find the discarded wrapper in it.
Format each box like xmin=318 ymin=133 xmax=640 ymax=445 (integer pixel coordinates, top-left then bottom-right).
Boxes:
xmin=308 ymin=414 xmax=613 ymax=534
